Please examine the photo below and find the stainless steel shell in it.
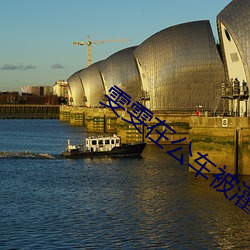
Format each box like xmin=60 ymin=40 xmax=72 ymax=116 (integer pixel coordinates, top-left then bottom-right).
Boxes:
xmin=68 ymin=21 xmax=227 ymax=112
xmin=133 ymin=20 xmax=225 ymax=112
xmin=79 ymin=61 xmax=104 ymax=108
xmin=67 ymin=69 xmax=85 ymax=106
xmin=99 ymin=46 xmax=141 ymax=104
xmin=217 ymin=0 xmax=250 ymax=85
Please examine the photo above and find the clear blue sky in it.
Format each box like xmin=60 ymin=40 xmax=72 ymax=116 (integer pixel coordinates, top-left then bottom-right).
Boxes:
xmin=0 ymin=0 xmax=232 ymax=92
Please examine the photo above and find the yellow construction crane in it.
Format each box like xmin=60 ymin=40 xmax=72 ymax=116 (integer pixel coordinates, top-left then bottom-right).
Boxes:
xmin=73 ymin=35 xmax=129 ymax=66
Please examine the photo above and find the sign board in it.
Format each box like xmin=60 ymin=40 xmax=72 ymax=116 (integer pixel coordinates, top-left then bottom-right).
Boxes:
xmin=222 ymin=118 xmax=228 ymax=127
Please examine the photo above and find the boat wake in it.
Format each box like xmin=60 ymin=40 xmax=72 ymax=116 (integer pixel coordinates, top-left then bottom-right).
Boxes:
xmin=0 ymin=151 xmax=55 ymax=159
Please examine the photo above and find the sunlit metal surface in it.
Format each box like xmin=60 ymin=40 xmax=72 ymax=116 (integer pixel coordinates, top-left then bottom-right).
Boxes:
xmin=133 ymin=20 xmax=225 ymax=112
xmin=217 ymin=0 xmax=250 ymax=83
xmin=68 ymin=21 xmax=227 ymax=112
xmin=79 ymin=61 xmax=104 ymax=108
xmin=217 ymin=0 xmax=250 ymax=115
xmin=67 ymin=69 xmax=85 ymax=106
xmin=99 ymin=46 xmax=142 ymax=104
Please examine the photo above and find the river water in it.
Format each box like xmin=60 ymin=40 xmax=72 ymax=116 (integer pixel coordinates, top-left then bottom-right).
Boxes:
xmin=0 ymin=119 xmax=249 ymax=249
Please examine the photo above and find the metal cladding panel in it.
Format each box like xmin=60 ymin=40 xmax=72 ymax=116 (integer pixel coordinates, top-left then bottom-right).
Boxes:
xmin=99 ymin=46 xmax=142 ymax=104
xmin=134 ymin=20 xmax=225 ymax=112
xmin=67 ymin=69 xmax=85 ymax=106
xmin=79 ymin=61 xmax=104 ymax=107
xmin=217 ymin=0 xmax=250 ymax=83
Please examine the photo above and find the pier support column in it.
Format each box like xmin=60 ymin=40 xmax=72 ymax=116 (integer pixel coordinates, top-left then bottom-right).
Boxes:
xmin=189 ymin=117 xmax=250 ymax=175
xmin=69 ymin=108 xmax=85 ymax=126
xmin=59 ymin=106 xmax=71 ymax=122
xmin=239 ymin=127 xmax=250 ymax=175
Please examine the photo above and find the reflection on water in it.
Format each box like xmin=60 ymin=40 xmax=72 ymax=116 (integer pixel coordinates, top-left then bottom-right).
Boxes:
xmin=0 ymin=120 xmax=249 ymax=249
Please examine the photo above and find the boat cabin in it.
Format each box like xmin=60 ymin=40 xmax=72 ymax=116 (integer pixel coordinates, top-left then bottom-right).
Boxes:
xmin=85 ymin=135 xmax=121 ymax=152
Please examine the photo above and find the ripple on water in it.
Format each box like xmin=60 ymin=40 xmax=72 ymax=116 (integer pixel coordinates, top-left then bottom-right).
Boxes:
xmin=0 ymin=121 xmax=249 ymax=249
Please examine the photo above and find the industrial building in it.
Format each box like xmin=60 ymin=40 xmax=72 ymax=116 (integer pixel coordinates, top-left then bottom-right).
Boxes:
xmin=21 ymin=86 xmax=53 ymax=96
xmin=19 ymin=82 xmax=68 ymax=105
xmin=52 ymin=80 xmax=68 ymax=98
xmin=67 ymin=0 xmax=249 ymax=116
xmin=0 ymin=92 xmax=19 ymax=104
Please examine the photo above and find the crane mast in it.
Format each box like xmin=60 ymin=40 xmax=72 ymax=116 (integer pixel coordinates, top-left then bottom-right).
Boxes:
xmin=73 ymin=35 xmax=129 ymax=66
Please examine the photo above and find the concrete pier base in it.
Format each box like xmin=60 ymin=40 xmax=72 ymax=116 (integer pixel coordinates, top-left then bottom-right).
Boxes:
xmin=59 ymin=106 xmax=71 ymax=122
xmin=70 ymin=109 xmax=85 ymax=126
xmin=59 ymin=106 xmax=190 ymax=144
xmin=60 ymin=106 xmax=250 ymax=175
xmin=189 ymin=117 xmax=250 ymax=175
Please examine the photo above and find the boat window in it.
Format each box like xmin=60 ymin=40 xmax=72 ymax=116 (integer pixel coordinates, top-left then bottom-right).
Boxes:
xmin=116 ymin=139 xmax=120 ymax=144
xmin=98 ymin=140 xmax=103 ymax=145
xmin=111 ymin=139 xmax=114 ymax=144
xmin=105 ymin=140 xmax=110 ymax=144
xmin=92 ymin=140 xmax=97 ymax=145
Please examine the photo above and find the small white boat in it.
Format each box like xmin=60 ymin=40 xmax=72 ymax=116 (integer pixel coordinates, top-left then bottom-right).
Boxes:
xmin=61 ymin=134 xmax=146 ymax=158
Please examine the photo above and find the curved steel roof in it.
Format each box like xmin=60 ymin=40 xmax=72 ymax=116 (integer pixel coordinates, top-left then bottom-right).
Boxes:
xmin=217 ymin=0 xmax=250 ymax=83
xmin=79 ymin=61 xmax=104 ymax=108
xmin=67 ymin=69 xmax=85 ymax=106
xmin=134 ymin=20 xmax=225 ymax=112
xmin=99 ymin=46 xmax=141 ymax=104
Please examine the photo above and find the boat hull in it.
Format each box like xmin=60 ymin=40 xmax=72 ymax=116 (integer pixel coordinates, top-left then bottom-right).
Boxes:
xmin=62 ymin=142 xmax=146 ymax=159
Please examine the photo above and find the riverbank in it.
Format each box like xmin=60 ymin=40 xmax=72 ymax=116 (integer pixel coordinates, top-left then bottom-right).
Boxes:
xmin=0 ymin=104 xmax=59 ymax=119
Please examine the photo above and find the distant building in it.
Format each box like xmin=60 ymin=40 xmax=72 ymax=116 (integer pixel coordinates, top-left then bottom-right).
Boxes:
xmin=52 ymin=80 xmax=68 ymax=98
xmin=21 ymin=86 xmax=53 ymax=96
xmin=43 ymin=86 xmax=53 ymax=96
xmin=20 ymin=85 xmax=59 ymax=105
xmin=22 ymin=95 xmax=59 ymax=105
xmin=0 ymin=92 xmax=19 ymax=104
xmin=21 ymin=86 xmax=40 ymax=96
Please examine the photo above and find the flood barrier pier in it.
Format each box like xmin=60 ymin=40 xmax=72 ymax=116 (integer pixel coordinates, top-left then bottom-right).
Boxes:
xmin=59 ymin=106 xmax=190 ymax=143
xmin=189 ymin=117 xmax=250 ymax=175
xmin=0 ymin=105 xmax=60 ymax=119
xmin=60 ymin=106 xmax=250 ymax=175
